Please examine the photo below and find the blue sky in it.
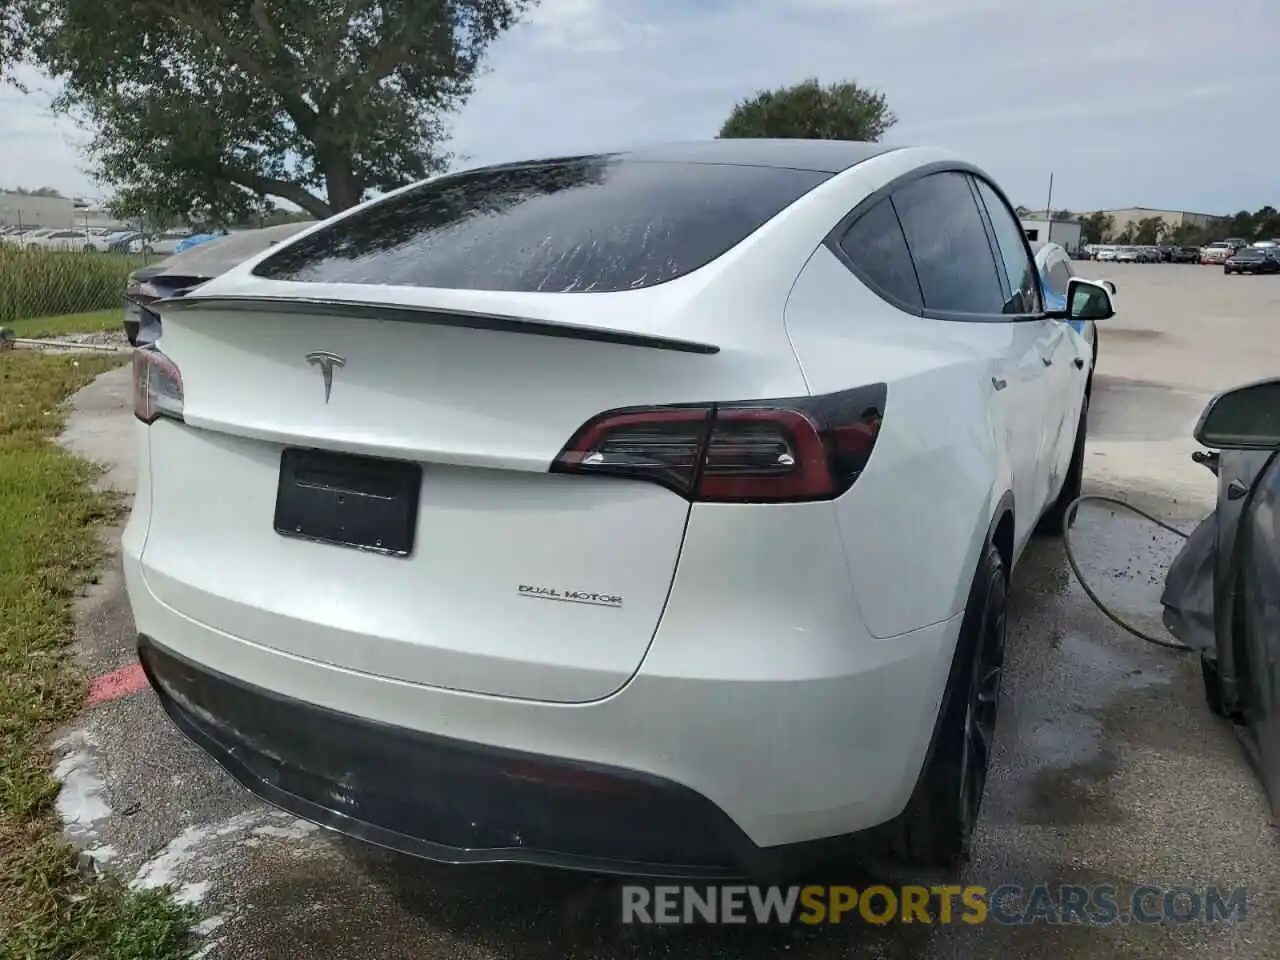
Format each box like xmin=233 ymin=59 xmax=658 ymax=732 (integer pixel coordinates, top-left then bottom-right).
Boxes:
xmin=2 ymin=0 xmax=1276 ymax=214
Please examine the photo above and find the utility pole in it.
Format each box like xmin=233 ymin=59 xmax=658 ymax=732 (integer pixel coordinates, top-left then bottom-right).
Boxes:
xmin=1045 ymin=173 xmax=1054 ymax=244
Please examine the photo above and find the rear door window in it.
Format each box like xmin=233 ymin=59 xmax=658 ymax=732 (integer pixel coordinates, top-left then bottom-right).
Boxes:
xmin=253 ymin=158 xmax=830 ymax=293
xmin=1046 ymin=256 xmax=1073 ymax=293
xmin=890 ymin=172 xmax=1006 ymax=316
xmin=837 ymin=198 xmax=923 ymax=310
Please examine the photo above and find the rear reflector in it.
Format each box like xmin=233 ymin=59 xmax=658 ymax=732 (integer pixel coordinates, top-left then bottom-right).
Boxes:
xmin=551 ymin=385 xmax=885 ymax=503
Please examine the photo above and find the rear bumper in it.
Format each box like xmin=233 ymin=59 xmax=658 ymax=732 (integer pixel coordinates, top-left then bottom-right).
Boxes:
xmin=139 ymin=635 xmax=759 ymax=877
xmin=124 ymin=551 xmax=962 ymax=874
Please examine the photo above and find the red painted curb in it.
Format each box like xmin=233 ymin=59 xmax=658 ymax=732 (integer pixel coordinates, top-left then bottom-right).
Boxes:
xmin=86 ymin=663 xmax=148 ymax=706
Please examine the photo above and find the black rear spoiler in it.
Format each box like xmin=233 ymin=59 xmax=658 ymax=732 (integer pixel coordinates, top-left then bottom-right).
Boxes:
xmin=159 ymin=295 xmax=720 ymax=355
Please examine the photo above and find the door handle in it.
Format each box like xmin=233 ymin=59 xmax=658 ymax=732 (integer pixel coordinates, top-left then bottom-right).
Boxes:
xmin=1042 ymin=356 xmax=1053 ymax=366
xmin=1227 ymin=479 xmax=1249 ymax=501
xmin=1073 ymin=357 xmax=1085 ymax=369
xmin=992 ymin=377 xmax=1007 ymax=391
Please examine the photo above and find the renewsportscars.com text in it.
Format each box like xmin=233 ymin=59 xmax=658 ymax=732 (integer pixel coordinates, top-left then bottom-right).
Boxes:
xmin=621 ymin=884 xmax=1248 ymax=926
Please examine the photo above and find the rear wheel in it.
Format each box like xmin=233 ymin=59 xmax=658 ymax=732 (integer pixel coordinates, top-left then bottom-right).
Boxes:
xmin=883 ymin=541 xmax=1008 ymax=870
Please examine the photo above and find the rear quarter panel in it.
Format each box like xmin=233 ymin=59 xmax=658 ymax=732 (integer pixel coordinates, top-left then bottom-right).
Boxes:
xmin=783 ymin=246 xmax=1010 ymax=638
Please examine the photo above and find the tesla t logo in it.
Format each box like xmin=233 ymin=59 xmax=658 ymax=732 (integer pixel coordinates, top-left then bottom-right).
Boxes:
xmin=305 ymin=350 xmax=345 ymax=403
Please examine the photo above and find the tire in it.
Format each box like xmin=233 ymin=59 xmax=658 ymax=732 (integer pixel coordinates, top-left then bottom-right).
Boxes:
xmin=1036 ymin=394 xmax=1088 ymax=537
xmin=1200 ymin=655 xmax=1226 ymax=718
xmin=882 ymin=541 xmax=1008 ymax=871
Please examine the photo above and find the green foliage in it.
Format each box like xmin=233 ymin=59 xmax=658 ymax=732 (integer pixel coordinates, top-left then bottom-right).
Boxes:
xmin=1133 ymin=216 xmax=1167 ymax=245
xmin=25 ymin=0 xmax=535 ymax=222
xmin=1078 ymin=211 xmax=1113 ymax=245
xmin=0 ymin=247 xmax=137 ymax=324
xmin=0 ymin=0 xmax=29 ymax=85
xmin=1051 ymin=209 xmax=1074 ymax=222
xmin=719 ymin=78 xmax=897 ymax=142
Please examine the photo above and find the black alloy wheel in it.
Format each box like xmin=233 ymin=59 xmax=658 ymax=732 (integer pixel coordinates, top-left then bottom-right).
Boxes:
xmin=957 ymin=564 xmax=1007 ymax=843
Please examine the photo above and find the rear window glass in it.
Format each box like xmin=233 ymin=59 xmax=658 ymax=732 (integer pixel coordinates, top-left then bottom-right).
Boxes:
xmin=253 ymin=158 xmax=831 ymax=292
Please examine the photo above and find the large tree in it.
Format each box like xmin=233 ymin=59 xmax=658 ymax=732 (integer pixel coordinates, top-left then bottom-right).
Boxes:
xmin=1078 ymin=211 xmax=1113 ymax=245
xmin=23 ymin=0 xmax=533 ymax=222
xmin=719 ymin=78 xmax=897 ymax=142
xmin=1 ymin=0 xmax=28 ymax=84
xmin=1133 ymin=216 xmax=1167 ymax=245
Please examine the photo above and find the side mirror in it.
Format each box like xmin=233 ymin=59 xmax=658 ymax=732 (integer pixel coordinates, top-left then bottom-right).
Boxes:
xmin=1194 ymin=377 xmax=1280 ymax=450
xmin=1049 ymin=277 xmax=1115 ymax=321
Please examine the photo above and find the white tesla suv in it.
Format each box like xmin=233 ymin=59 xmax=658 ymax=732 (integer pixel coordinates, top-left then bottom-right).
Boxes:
xmin=125 ymin=140 xmax=1115 ymax=877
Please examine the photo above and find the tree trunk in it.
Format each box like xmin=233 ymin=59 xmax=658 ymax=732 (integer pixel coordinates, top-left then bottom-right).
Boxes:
xmin=324 ymin=155 xmax=363 ymax=212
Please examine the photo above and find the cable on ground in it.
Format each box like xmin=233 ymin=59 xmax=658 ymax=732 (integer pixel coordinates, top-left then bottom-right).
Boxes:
xmin=1061 ymin=494 xmax=1195 ymax=652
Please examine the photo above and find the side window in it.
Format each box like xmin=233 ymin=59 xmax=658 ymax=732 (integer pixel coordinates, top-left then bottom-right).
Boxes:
xmin=973 ymin=177 xmax=1042 ymax=314
xmin=1047 ymin=256 xmax=1072 ymax=293
xmin=891 ymin=172 xmax=1006 ymax=316
xmin=837 ymin=198 xmax=923 ymax=310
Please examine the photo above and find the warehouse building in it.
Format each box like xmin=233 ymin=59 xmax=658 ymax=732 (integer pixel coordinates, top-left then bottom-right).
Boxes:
xmin=1090 ymin=207 xmax=1218 ymax=237
xmin=0 ymin=191 xmax=123 ymax=230
xmin=1020 ymin=217 xmax=1082 ymax=255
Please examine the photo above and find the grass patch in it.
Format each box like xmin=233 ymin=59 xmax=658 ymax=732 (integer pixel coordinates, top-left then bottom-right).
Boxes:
xmin=0 ymin=352 xmax=195 ymax=959
xmin=7 ymin=309 xmax=124 ymax=339
xmin=0 ymin=247 xmax=142 ymax=325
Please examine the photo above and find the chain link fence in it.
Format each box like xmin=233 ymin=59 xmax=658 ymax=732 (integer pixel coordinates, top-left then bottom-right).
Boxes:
xmin=0 ymin=243 xmax=152 ymax=327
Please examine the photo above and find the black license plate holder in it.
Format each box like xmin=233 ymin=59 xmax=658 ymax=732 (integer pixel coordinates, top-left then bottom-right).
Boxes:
xmin=274 ymin=448 xmax=421 ymax=556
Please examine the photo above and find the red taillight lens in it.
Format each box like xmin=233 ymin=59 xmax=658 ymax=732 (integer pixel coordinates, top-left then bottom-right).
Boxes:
xmin=133 ymin=347 xmax=184 ymax=424
xmin=551 ymin=385 xmax=885 ymax=503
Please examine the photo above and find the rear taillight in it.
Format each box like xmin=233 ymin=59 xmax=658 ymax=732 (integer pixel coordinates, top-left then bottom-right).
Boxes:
xmin=133 ymin=347 xmax=184 ymax=424
xmin=551 ymin=385 xmax=885 ymax=503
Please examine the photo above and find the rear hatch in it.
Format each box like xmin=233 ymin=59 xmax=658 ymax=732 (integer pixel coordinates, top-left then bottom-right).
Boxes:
xmin=137 ymin=155 xmax=826 ymax=703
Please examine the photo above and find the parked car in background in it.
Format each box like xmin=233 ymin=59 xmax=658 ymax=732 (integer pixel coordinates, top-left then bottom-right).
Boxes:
xmin=1163 ymin=377 xmax=1280 ymax=822
xmin=1201 ymin=242 xmax=1233 ymax=265
xmin=10 ymin=227 xmax=55 ymax=247
xmin=1115 ymin=246 xmax=1141 ymax=263
xmin=123 ymin=223 xmax=314 ymax=345
xmin=106 ymin=231 xmax=144 ymax=252
xmin=26 ymin=229 xmax=99 ymax=252
xmin=1171 ymin=247 xmax=1201 ymax=263
xmin=1095 ymin=245 xmax=1120 ymax=262
xmin=1224 ymin=247 xmax=1280 ymax=275
xmin=126 ymin=141 xmax=1119 ymax=876
xmin=129 ymin=231 xmax=192 ymax=256
xmin=1138 ymin=246 xmax=1162 ymax=263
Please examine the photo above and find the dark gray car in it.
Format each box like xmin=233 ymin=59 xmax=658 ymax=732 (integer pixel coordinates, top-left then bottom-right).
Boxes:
xmin=123 ymin=223 xmax=313 ymax=345
xmin=1163 ymin=377 xmax=1280 ymax=819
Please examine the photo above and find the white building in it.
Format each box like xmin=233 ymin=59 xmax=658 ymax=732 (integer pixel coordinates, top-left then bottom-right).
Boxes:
xmin=1019 ymin=218 xmax=1081 ymax=255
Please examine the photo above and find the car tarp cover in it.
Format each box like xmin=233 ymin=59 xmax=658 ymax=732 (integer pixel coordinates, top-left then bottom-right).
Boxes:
xmin=1160 ymin=512 xmax=1216 ymax=654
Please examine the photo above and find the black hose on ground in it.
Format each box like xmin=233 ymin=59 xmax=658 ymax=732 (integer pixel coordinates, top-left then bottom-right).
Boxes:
xmin=1061 ymin=494 xmax=1195 ymax=652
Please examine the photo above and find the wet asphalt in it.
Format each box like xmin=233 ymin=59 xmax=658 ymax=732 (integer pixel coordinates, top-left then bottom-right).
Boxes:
xmin=53 ymin=264 xmax=1280 ymax=957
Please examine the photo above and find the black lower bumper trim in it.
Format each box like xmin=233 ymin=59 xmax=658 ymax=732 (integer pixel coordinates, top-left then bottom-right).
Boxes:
xmin=137 ymin=636 xmax=786 ymax=878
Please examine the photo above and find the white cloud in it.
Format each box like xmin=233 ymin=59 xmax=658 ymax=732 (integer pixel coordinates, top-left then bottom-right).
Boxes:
xmin=2 ymin=0 xmax=1277 ymax=213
